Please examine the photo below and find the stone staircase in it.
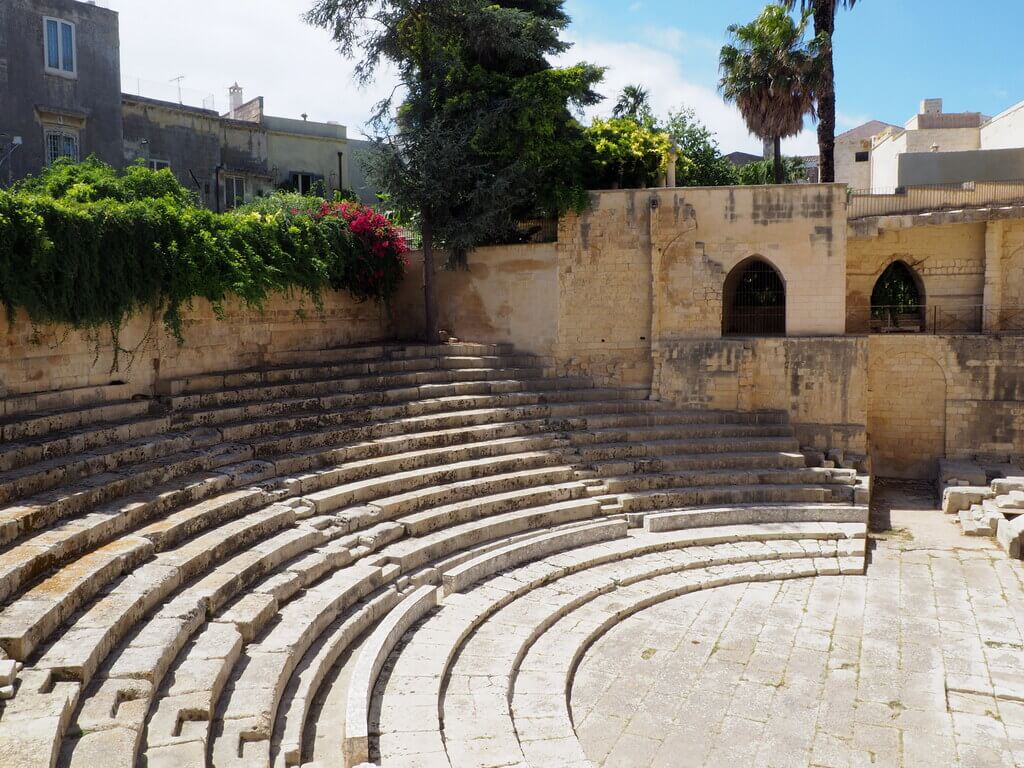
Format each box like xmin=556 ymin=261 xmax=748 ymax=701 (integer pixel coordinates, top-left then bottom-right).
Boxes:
xmin=0 ymin=342 xmax=868 ymax=768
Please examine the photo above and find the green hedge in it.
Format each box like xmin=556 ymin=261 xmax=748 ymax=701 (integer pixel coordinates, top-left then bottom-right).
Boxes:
xmin=0 ymin=159 xmax=408 ymax=341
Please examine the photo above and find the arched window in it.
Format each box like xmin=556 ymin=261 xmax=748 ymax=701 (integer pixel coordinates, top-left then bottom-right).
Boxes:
xmin=722 ymin=258 xmax=786 ymax=336
xmin=871 ymin=261 xmax=924 ymax=332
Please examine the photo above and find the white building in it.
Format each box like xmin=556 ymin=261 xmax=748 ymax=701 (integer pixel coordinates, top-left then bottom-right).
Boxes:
xmin=833 ymin=98 xmax=1024 ymax=190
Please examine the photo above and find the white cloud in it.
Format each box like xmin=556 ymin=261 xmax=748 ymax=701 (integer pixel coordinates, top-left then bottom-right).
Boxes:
xmin=106 ymin=0 xmax=399 ymax=138
xmin=103 ymin=1 xmax=819 ymax=156
xmin=640 ymin=26 xmax=720 ymax=56
xmin=559 ymin=37 xmax=819 ymax=156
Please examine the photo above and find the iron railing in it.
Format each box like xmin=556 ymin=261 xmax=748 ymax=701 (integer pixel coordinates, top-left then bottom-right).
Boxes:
xmin=846 ymin=304 xmax=1024 ymax=335
xmin=848 ymin=181 xmax=1024 ymax=220
xmin=513 ymin=219 xmax=558 ymax=243
xmin=723 ymin=308 xmax=787 ymax=337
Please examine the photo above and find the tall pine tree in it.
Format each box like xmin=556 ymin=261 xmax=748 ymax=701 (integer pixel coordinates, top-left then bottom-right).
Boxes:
xmin=306 ymin=0 xmax=602 ymax=341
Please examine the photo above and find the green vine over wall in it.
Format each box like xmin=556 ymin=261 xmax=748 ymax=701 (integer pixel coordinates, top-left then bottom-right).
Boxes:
xmin=0 ymin=159 xmax=408 ymax=351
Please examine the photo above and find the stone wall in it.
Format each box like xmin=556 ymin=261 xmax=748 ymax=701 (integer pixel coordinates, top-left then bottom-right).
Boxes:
xmin=393 ymin=244 xmax=560 ymax=358
xmin=984 ymin=220 xmax=1024 ymax=317
xmin=0 ymin=291 xmax=388 ymax=398
xmin=551 ymin=185 xmax=849 ymax=388
xmin=653 ymin=334 xmax=1024 ymax=481
xmin=654 ymin=338 xmax=867 ymax=457
xmin=847 ymin=222 xmax=987 ymax=327
xmin=647 ymin=185 xmax=848 ymax=341
xmin=555 ymin=192 xmax=654 ymax=387
xmin=867 ymin=336 xmax=1024 ymax=480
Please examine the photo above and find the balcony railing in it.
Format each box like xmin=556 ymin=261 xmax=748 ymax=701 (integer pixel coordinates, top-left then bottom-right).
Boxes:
xmin=846 ymin=304 xmax=1024 ymax=335
xmin=848 ymin=181 xmax=1024 ymax=220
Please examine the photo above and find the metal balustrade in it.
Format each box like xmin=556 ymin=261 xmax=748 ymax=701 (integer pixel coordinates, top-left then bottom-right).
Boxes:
xmin=848 ymin=181 xmax=1024 ymax=220
xmin=846 ymin=304 xmax=1024 ymax=335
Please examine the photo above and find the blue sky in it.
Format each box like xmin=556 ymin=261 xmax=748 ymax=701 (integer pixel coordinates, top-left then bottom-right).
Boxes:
xmin=561 ymin=0 xmax=1022 ymax=151
xmin=108 ymin=0 xmax=1022 ymax=155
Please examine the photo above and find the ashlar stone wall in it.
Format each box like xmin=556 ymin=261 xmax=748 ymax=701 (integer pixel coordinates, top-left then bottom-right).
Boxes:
xmin=654 ymin=338 xmax=868 ymax=456
xmin=867 ymin=335 xmax=1024 ymax=479
xmin=0 ymin=292 xmax=388 ymax=398
xmin=847 ymin=222 xmax=988 ymax=325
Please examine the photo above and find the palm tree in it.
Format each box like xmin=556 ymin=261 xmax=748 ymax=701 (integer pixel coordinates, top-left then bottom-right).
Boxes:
xmin=719 ymin=5 xmax=820 ymax=184
xmin=612 ymin=84 xmax=653 ymax=123
xmin=780 ymin=0 xmax=858 ymax=182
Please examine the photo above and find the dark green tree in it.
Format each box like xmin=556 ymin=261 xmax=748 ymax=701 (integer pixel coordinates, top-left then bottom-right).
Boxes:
xmin=665 ymin=108 xmax=739 ymax=187
xmin=305 ymin=0 xmax=601 ymax=341
xmin=779 ymin=0 xmax=859 ymax=182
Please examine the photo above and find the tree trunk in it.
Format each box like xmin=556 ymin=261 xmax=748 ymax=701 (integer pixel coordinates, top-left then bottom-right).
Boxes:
xmin=814 ymin=2 xmax=837 ymax=183
xmin=421 ymin=215 xmax=439 ymax=343
xmin=773 ymin=136 xmax=784 ymax=184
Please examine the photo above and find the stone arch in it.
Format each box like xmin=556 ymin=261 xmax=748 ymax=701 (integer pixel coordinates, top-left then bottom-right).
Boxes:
xmin=722 ymin=256 xmax=786 ymax=337
xmin=868 ymin=349 xmax=947 ymax=479
xmin=870 ymin=260 xmax=925 ymax=332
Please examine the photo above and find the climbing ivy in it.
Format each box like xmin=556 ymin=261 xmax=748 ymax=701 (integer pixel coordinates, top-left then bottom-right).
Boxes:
xmin=0 ymin=159 xmax=408 ymax=343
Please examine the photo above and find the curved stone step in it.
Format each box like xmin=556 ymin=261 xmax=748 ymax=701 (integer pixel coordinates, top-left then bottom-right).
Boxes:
xmin=0 ymin=428 xmax=222 ymax=508
xmin=619 ymin=483 xmax=845 ymax=513
xmin=272 ymin=589 xmax=404 ymax=768
xmin=374 ymin=525 xmax=863 ymax=767
xmin=643 ymin=504 xmax=870 ymax=532
xmin=572 ymin=435 xmax=800 ymax=461
xmin=60 ymin=523 xmax=336 ymax=768
xmin=511 ymin=559 xmax=829 ymax=768
xmin=306 ymin=451 xmax=568 ymax=516
xmin=211 ymin=565 xmax=390 ymax=768
xmin=0 ymin=415 xmax=170 ymax=474
xmin=440 ymin=519 xmax=628 ymax=595
xmin=587 ymin=450 xmax=806 ymax=476
xmin=0 ymin=390 xmax=145 ymax=442
xmin=601 ymin=467 xmax=856 ymax=494
xmin=368 ymin=465 xmax=581 ymax=521
xmin=342 ymin=585 xmax=439 ymax=768
xmin=0 ymin=442 xmax=254 ymax=547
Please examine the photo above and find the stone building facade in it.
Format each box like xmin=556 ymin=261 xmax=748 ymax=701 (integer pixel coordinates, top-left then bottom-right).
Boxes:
xmin=0 ymin=0 xmax=124 ymax=184
xmin=837 ymin=98 xmax=1024 ymax=190
xmin=122 ymin=91 xmax=350 ymax=211
xmin=1 ymin=0 xmax=353 ymax=208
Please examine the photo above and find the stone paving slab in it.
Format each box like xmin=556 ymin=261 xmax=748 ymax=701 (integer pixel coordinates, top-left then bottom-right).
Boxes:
xmin=571 ymin=483 xmax=1024 ymax=768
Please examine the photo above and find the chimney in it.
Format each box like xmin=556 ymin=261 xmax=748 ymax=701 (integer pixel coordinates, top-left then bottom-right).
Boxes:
xmin=920 ymin=98 xmax=943 ymax=115
xmin=228 ymin=83 xmax=244 ymax=118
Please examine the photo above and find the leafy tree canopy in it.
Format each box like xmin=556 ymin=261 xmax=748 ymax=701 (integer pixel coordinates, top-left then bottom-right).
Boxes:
xmin=584 ymin=117 xmax=671 ymax=190
xmin=719 ymin=4 xmax=820 ymax=183
xmin=306 ymin=0 xmax=602 ymax=252
xmin=736 ymin=156 xmax=807 ymax=185
xmin=664 ymin=108 xmax=740 ymax=187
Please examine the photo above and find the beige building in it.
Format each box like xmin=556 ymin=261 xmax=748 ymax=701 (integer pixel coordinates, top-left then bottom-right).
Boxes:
xmin=228 ymin=87 xmax=349 ymax=197
xmin=122 ymin=85 xmax=350 ymax=210
xmin=834 ymin=120 xmax=898 ymax=191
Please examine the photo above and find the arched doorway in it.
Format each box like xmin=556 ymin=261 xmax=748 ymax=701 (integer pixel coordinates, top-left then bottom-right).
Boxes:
xmin=870 ymin=261 xmax=924 ymax=333
xmin=723 ymin=258 xmax=786 ymax=336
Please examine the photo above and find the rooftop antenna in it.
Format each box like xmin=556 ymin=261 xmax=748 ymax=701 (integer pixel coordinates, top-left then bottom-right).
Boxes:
xmin=170 ymin=75 xmax=185 ymax=104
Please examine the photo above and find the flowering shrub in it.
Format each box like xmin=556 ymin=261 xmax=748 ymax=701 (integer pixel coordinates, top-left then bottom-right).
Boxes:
xmin=241 ymin=195 xmax=410 ymax=303
xmin=0 ymin=161 xmax=409 ymax=343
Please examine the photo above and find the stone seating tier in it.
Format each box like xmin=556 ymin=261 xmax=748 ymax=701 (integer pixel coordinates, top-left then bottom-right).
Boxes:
xmin=0 ymin=342 xmax=868 ymax=768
